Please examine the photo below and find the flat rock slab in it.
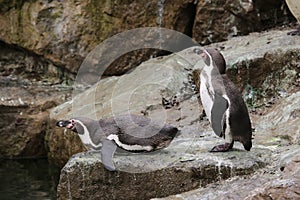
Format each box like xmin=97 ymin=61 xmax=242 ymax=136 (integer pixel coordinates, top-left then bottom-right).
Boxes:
xmin=55 ymin=29 xmax=300 ymax=199
xmin=153 ymin=146 xmax=300 ymax=200
xmin=57 ymin=135 xmax=270 ymax=200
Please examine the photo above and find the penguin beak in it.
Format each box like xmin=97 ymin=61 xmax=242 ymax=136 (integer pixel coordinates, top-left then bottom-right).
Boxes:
xmin=201 ymin=50 xmax=208 ymax=59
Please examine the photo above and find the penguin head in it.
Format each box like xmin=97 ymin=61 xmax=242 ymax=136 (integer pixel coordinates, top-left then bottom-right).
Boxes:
xmin=195 ymin=48 xmax=226 ymax=74
xmin=203 ymin=48 xmax=226 ymax=74
xmin=56 ymin=117 xmax=97 ymax=136
xmin=56 ymin=119 xmax=78 ymax=133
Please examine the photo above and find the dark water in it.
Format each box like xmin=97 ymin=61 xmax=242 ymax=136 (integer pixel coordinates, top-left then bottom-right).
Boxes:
xmin=0 ymin=159 xmax=60 ymax=200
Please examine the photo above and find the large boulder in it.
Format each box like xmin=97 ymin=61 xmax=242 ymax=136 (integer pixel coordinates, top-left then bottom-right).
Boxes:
xmin=0 ymin=83 xmax=72 ymax=158
xmin=154 ymin=147 xmax=300 ymax=200
xmin=47 ymin=46 xmax=201 ymax=166
xmin=51 ymin=29 xmax=300 ymax=199
xmin=0 ymin=41 xmax=73 ymax=158
xmin=0 ymin=0 xmax=197 ymax=75
xmin=193 ymin=0 xmax=293 ymax=44
xmin=57 ymin=145 xmax=270 ymax=200
xmin=48 ymin=29 xmax=300 ymax=166
xmin=0 ymin=0 xmax=294 ymax=76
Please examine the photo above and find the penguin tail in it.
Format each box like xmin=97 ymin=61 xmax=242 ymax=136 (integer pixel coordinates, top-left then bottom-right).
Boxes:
xmin=161 ymin=126 xmax=180 ymax=138
xmin=243 ymin=140 xmax=252 ymax=151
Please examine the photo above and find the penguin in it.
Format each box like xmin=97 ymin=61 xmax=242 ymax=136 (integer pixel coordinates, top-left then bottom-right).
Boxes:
xmin=195 ymin=48 xmax=252 ymax=152
xmin=285 ymin=0 xmax=300 ymax=35
xmin=56 ymin=114 xmax=179 ymax=171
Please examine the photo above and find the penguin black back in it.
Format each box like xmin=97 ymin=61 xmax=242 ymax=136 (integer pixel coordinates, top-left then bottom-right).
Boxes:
xmin=222 ymin=76 xmax=252 ymax=150
xmin=205 ymin=48 xmax=226 ymax=74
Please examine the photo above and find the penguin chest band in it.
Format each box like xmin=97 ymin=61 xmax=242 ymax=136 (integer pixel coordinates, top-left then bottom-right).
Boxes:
xmin=200 ymin=73 xmax=214 ymax=122
xmin=107 ymin=134 xmax=153 ymax=152
xmin=74 ymin=119 xmax=102 ymax=149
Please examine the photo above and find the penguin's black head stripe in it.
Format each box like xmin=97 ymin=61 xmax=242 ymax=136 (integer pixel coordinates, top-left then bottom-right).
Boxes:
xmin=193 ymin=48 xmax=203 ymax=55
xmin=205 ymin=48 xmax=226 ymax=74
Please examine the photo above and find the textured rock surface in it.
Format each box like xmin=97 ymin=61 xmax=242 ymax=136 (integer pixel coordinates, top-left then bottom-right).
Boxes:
xmin=0 ymin=84 xmax=72 ymax=157
xmin=48 ymin=46 xmax=201 ymax=166
xmin=52 ymin=29 xmax=300 ymax=199
xmin=48 ymin=29 xmax=300 ymax=166
xmin=193 ymin=0 xmax=293 ymax=44
xmin=154 ymin=147 xmax=300 ymax=200
xmin=153 ymin=95 xmax=300 ymax=199
xmin=57 ymin=145 xmax=269 ymax=200
xmin=0 ymin=40 xmax=73 ymax=158
xmin=0 ymin=0 xmax=294 ymax=76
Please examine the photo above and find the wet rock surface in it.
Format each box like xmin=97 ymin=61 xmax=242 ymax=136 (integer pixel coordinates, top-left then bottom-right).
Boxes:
xmin=57 ymin=145 xmax=270 ymax=200
xmin=154 ymin=147 xmax=300 ymax=200
xmin=52 ymin=29 xmax=300 ymax=199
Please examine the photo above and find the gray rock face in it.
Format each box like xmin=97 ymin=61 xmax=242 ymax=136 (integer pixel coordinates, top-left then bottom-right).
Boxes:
xmin=57 ymin=147 xmax=269 ymax=200
xmin=0 ymin=38 xmax=73 ymax=158
xmin=53 ymin=29 xmax=300 ymax=199
xmin=0 ymin=0 xmax=295 ymax=76
xmin=0 ymin=84 xmax=72 ymax=158
xmin=161 ymin=147 xmax=300 ymax=200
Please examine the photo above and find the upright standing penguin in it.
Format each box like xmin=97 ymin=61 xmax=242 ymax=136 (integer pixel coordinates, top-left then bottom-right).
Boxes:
xmin=196 ymin=48 xmax=252 ymax=152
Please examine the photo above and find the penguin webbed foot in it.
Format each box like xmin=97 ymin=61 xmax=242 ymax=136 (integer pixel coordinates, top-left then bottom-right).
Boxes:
xmin=210 ymin=142 xmax=233 ymax=152
xmin=287 ymin=30 xmax=300 ymax=36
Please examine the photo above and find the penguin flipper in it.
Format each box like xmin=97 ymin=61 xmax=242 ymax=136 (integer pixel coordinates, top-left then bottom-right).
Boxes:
xmin=101 ymin=139 xmax=117 ymax=171
xmin=211 ymin=93 xmax=229 ymax=137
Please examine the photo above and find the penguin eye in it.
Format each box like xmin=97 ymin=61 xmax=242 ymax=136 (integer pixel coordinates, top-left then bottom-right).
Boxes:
xmin=70 ymin=119 xmax=75 ymax=124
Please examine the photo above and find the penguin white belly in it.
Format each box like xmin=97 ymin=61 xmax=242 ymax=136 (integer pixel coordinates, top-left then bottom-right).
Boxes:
xmin=200 ymin=75 xmax=213 ymax=123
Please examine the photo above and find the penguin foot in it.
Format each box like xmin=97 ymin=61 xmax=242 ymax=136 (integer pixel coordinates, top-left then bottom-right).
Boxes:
xmin=210 ymin=142 xmax=233 ymax=152
xmin=287 ymin=25 xmax=300 ymax=36
xmin=287 ymin=30 xmax=300 ymax=36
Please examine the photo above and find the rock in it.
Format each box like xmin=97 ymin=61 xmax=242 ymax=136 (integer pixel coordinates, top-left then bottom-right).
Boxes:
xmin=218 ymin=30 xmax=300 ymax=111
xmin=0 ymin=0 xmax=197 ymax=76
xmin=48 ymin=29 xmax=300 ymax=166
xmin=189 ymin=0 xmax=291 ymax=45
xmin=0 ymin=85 xmax=72 ymax=158
xmin=53 ymin=29 xmax=300 ymax=199
xmin=254 ymin=91 xmax=300 ymax=147
xmin=245 ymin=148 xmax=300 ymax=200
xmin=0 ymin=40 xmax=73 ymax=158
xmin=47 ymin=46 xmax=200 ymax=166
xmin=57 ymin=144 xmax=270 ymax=200
xmin=0 ymin=0 xmax=295 ymax=76
xmin=153 ymin=105 xmax=300 ymax=199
